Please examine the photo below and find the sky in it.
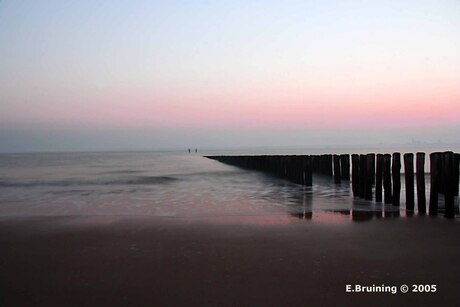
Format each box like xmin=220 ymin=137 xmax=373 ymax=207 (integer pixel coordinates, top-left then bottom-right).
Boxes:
xmin=1 ymin=0 xmax=460 ymax=152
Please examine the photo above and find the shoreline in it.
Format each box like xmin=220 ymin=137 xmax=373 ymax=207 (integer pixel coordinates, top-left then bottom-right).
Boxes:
xmin=1 ymin=215 xmax=459 ymax=306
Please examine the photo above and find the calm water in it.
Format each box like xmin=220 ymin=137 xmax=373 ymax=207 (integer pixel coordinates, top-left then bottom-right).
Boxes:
xmin=0 ymin=148 xmax=458 ymax=222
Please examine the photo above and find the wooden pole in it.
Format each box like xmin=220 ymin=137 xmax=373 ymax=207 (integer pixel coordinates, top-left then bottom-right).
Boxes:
xmin=429 ymin=152 xmax=441 ymax=216
xmin=285 ymin=156 xmax=292 ymax=182
xmin=369 ymin=153 xmax=376 ymax=185
xmin=291 ymin=156 xmax=299 ymax=184
xmin=312 ymin=155 xmax=319 ymax=173
xmin=392 ymin=153 xmax=401 ymax=207
xmin=319 ymin=155 xmax=325 ymax=174
xmin=298 ymin=155 xmax=304 ymax=185
xmin=351 ymin=154 xmax=360 ymax=197
xmin=443 ymin=151 xmax=455 ymax=218
xmin=454 ymin=153 xmax=459 ymax=197
xmin=304 ymin=155 xmax=312 ymax=186
xmin=359 ymin=154 xmax=367 ymax=198
xmin=365 ymin=154 xmax=374 ymax=200
xmin=375 ymin=154 xmax=383 ymax=202
xmin=333 ymin=154 xmax=341 ymax=184
xmin=325 ymin=154 xmax=333 ymax=176
xmin=319 ymin=155 xmax=324 ymax=174
xmin=340 ymin=154 xmax=350 ymax=180
xmin=416 ymin=152 xmax=426 ymax=214
xmin=404 ymin=153 xmax=415 ymax=212
xmin=383 ymin=154 xmax=392 ymax=204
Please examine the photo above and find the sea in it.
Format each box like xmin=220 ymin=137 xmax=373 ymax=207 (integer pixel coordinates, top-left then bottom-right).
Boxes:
xmin=1 ymin=146 xmax=459 ymax=223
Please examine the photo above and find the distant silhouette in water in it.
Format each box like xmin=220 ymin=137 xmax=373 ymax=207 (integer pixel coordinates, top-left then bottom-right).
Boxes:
xmin=188 ymin=148 xmax=191 ymax=153
xmin=195 ymin=148 xmax=198 ymax=153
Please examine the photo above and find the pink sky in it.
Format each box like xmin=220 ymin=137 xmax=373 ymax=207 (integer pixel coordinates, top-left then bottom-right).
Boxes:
xmin=1 ymin=0 xmax=460 ymax=151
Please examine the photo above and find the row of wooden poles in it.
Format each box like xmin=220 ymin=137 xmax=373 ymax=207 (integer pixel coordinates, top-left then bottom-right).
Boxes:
xmin=205 ymin=151 xmax=460 ymax=218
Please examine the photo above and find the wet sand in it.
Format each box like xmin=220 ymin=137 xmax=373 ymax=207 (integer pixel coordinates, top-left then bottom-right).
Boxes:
xmin=0 ymin=215 xmax=459 ymax=306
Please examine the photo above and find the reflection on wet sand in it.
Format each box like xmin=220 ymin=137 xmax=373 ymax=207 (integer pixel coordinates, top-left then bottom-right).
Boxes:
xmin=291 ymin=211 xmax=313 ymax=220
xmin=268 ymin=173 xmax=458 ymax=224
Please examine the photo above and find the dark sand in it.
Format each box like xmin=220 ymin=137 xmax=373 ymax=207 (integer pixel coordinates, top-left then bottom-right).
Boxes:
xmin=0 ymin=215 xmax=459 ymax=306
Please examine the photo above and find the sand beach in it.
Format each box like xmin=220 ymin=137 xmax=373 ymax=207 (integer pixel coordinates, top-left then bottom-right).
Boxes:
xmin=1 ymin=215 xmax=458 ymax=306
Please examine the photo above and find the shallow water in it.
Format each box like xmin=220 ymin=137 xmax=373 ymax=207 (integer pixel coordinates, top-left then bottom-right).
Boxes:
xmin=0 ymin=150 xmax=458 ymax=222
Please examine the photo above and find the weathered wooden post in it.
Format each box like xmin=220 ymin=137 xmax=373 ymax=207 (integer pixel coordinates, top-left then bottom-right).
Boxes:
xmin=443 ymin=151 xmax=455 ymax=218
xmin=351 ymin=154 xmax=360 ymax=197
xmin=280 ymin=156 xmax=287 ymax=179
xmin=298 ymin=155 xmax=305 ymax=185
xmin=383 ymin=154 xmax=392 ymax=204
xmin=292 ymin=155 xmax=299 ymax=184
xmin=316 ymin=154 xmax=322 ymax=174
xmin=340 ymin=154 xmax=350 ymax=180
xmin=392 ymin=153 xmax=401 ymax=207
xmin=311 ymin=155 xmax=319 ymax=173
xmin=429 ymin=152 xmax=441 ymax=216
xmin=365 ymin=154 xmax=374 ymax=200
xmin=287 ymin=156 xmax=295 ymax=182
xmin=325 ymin=154 xmax=333 ymax=176
xmin=416 ymin=152 xmax=426 ymax=214
xmin=369 ymin=154 xmax=376 ymax=185
xmin=454 ymin=153 xmax=459 ymax=196
xmin=296 ymin=155 xmax=303 ymax=185
xmin=277 ymin=156 xmax=284 ymax=179
xmin=291 ymin=155 xmax=298 ymax=184
xmin=272 ymin=156 xmax=279 ymax=178
xmin=289 ymin=155 xmax=295 ymax=181
xmin=375 ymin=154 xmax=384 ymax=202
xmin=333 ymin=155 xmax=341 ymax=184
xmin=265 ymin=155 xmax=271 ymax=174
xmin=278 ymin=155 xmax=285 ymax=179
xmin=296 ymin=155 xmax=304 ymax=185
xmin=267 ymin=156 xmax=274 ymax=176
xmin=359 ymin=154 xmax=367 ymax=198
xmin=319 ymin=155 xmax=324 ymax=174
xmin=254 ymin=156 xmax=258 ymax=170
xmin=295 ymin=155 xmax=301 ymax=184
xmin=404 ymin=153 xmax=415 ymax=212
xmin=438 ymin=154 xmax=445 ymax=195
xmin=304 ymin=155 xmax=312 ymax=186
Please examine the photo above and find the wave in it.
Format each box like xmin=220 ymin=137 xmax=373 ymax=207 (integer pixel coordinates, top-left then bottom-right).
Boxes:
xmin=101 ymin=170 xmax=144 ymax=175
xmin=0 ymin=176 xmax=179 ymax=188
xmin=125 ymin=176 xmax=178 ymax=185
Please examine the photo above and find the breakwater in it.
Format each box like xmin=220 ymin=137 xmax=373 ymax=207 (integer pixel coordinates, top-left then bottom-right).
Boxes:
xmin=206 ymin=152 xmax=459 ymax=218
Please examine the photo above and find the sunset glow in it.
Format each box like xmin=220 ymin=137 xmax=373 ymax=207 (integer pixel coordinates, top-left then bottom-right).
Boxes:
xmin=1 ymin=0 xmax=459 ymax=151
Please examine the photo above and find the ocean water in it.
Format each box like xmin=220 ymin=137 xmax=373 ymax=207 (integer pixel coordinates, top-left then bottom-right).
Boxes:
xmin=0 ymin=148 xmax=458 ymax=222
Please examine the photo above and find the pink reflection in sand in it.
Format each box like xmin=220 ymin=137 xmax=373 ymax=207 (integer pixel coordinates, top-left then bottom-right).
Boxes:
xmin=312 ymin=211 xmax=352 ymax=224
xmin=179 ymin=214 xmax=303 ymax=226
xmin=178 ymin=211 xmax=357 ymax=226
